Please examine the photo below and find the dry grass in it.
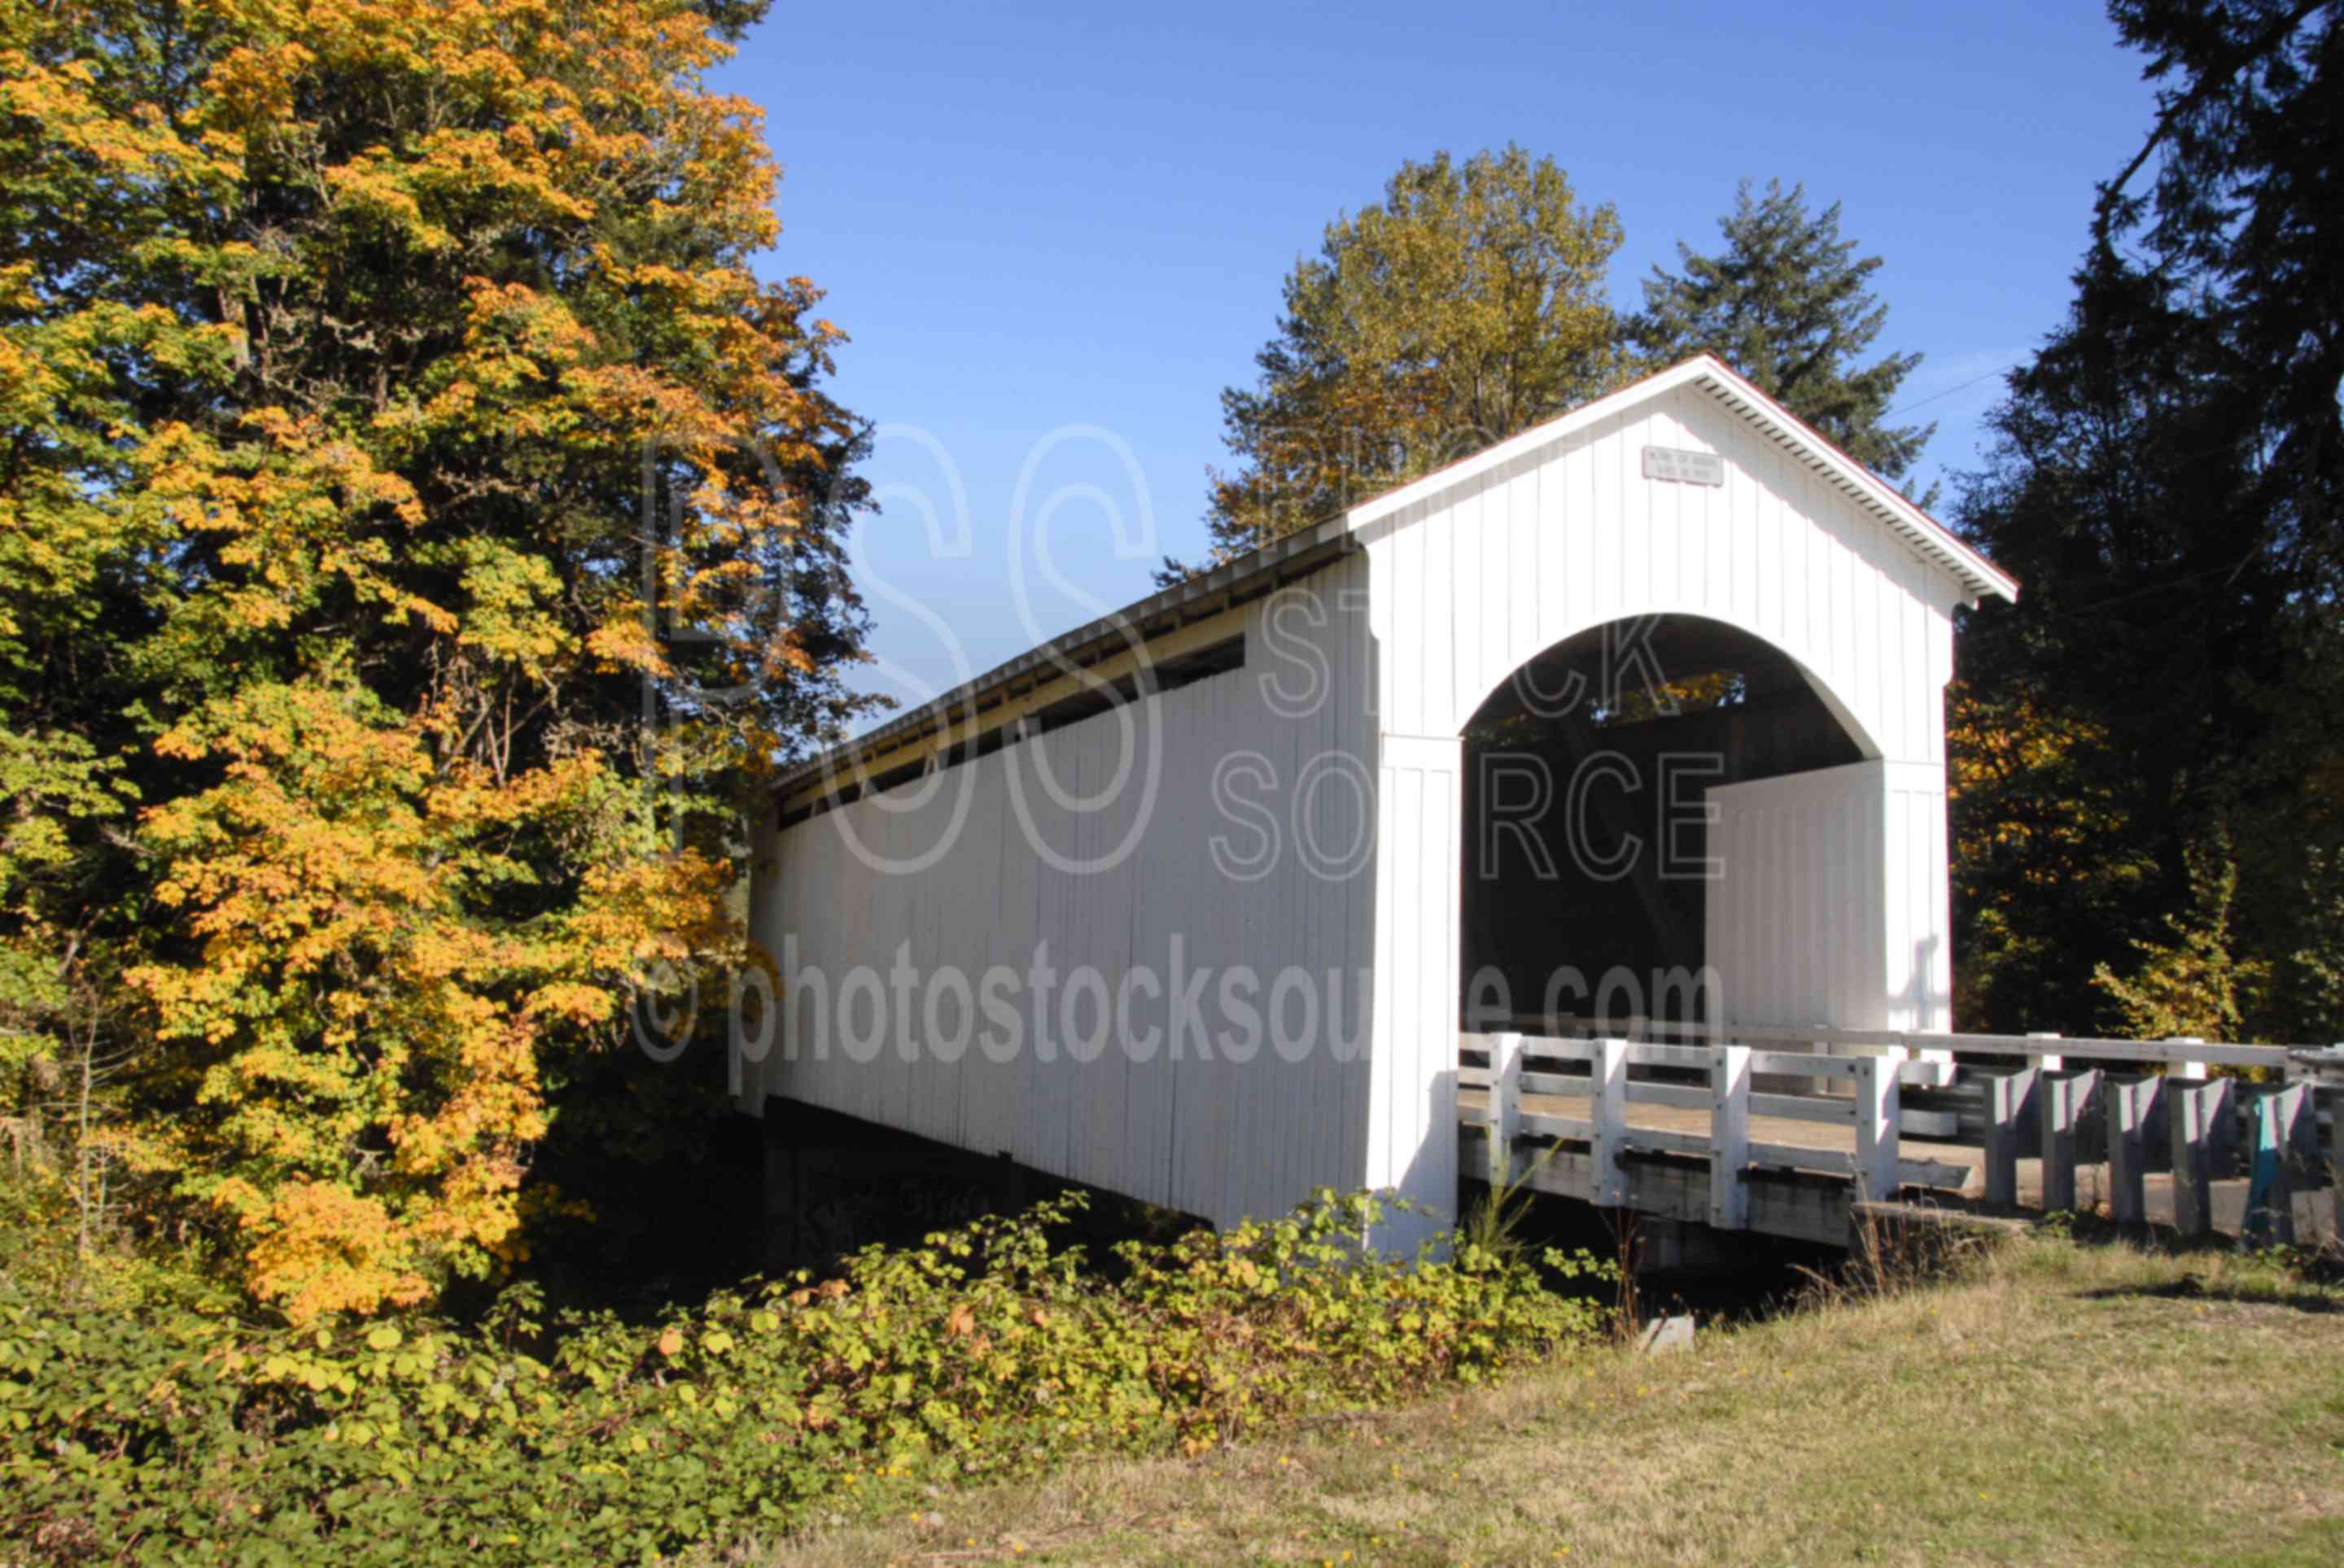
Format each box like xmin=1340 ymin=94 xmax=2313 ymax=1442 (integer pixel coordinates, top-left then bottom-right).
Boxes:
xmin=750 ymin=1232 xmax=2344 ymax=1566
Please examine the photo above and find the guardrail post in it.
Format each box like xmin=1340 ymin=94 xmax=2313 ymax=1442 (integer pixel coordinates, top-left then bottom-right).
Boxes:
xmin=2169 ymin=1075 xmax=2233 ymax=1242
xmin=2040 ymin=1068 xmax=2104 ymax=1214
xmin=2164 ymin=1037 xmax=2208 ymax=1081
xmin=1983 ymin=1065 xmax=2037 ymax=1208
xmin=2328 ymin=1083 xmax=2344 ymax=1249
xmin=1854 ymin=1047 xmax=1904 ymax=1203
xmin=2105 ymin=1075 xmax=2164 ymax=1226
xmin=1709 ymin=1044 xmax=1751 ymax=1230
xmin=1485 ymin=1031 xmax=1523 ymax=1189
xmin=2246 ymin=1083 xmax=2315 ymax=1247
xmin=1590 ymin=1037 xmax=1628 ymax=1207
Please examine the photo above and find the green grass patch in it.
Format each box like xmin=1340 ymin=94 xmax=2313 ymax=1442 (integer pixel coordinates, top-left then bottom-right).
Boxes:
xmin=767 ymin=1229 xmax=2344 ymax=1566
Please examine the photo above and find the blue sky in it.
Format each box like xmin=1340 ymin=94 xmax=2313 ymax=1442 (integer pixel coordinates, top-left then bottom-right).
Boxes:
xmin=720 ymin=2 xmax=2158 ymax=718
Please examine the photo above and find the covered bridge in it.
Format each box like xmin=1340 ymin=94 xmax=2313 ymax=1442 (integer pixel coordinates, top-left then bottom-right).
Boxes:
xmin=736 ymin=354 xmax=2023 ymax=1246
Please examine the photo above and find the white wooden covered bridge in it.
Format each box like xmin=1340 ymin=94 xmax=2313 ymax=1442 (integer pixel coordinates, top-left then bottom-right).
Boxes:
xmin=737 ymin=355 xmax=2339 ymax=1250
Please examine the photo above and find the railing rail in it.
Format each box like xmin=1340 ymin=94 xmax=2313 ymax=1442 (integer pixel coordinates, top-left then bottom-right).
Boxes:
xmin=1459 ymin=1024 xmax=2343 ymax=1246
xmin=1520 ymin=1013 xmax=2302 ymax=1071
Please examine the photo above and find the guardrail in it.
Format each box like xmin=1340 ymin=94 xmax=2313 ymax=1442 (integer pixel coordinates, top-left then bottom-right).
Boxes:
xmin=1458 ymin=1021 xmax=2342 ymax=1245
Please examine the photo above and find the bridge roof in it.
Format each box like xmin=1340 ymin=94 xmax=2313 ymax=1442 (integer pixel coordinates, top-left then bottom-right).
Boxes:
xmin=771 ymin=355 xmax=2016 ymax=799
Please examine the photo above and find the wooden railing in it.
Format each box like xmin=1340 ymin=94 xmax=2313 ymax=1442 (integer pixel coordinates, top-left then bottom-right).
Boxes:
xmin=1458 ymin=1021 xmax=2343 ymax=1246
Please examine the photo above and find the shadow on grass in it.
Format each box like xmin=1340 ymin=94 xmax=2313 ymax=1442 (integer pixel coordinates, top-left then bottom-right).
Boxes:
xmin=1995 ymin=1208 xmax=2344 ymax=1312
xmin=2071 ymin=1272 xmax=2344 ymax=1315
xmin=2042 ymin=1208 xmax=2342 ymax=1266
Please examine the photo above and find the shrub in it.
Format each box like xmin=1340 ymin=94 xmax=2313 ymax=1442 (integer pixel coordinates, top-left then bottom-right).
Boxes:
xmin=0 ymin=1190 xmax=1608 ymax=1562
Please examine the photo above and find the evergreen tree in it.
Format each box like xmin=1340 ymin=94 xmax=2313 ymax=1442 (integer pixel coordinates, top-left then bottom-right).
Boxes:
xmin=1631 ymin=179 xmax=1932 ymax=487
xmin=2097 ymin=0 xmax=2344 ymax=593
xmin=1950 ymin=0 xmax=2343 ymax=1038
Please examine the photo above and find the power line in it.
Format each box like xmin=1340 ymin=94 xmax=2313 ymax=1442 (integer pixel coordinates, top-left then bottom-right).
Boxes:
xmin=1888 ymin=361 xmax=2023 ymax=419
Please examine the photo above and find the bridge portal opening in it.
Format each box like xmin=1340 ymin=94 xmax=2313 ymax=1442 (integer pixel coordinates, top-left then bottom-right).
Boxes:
xmin=1458 ymin=614 xmax=1865 ymax=1033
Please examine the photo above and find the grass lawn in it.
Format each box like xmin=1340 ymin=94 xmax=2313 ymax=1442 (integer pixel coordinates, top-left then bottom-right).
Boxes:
xmin=759 ymin=1229 xmax=2344 ymax=1566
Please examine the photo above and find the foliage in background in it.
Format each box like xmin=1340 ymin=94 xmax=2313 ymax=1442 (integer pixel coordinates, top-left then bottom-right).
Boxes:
xmin=1172 ymin=145 xmax=1623 ymax=574
xmin=1179 ymin=158 xmax=1949 ymax=584
xmin=1629 ymin=177 xmax=1935 ymax=491
xmin=0 ymin=1190 xmax=1612 ymax=1563
xmin=0 ymin=0 xmax=873 ymax=1317
xmin=1949 ymin=0 xmax=2342 ymax=1041
xmin=1946 ymin=680 xmax=2157 ymax=1031
xmin=2092 ymin=828 xmax=2267 ymax=1040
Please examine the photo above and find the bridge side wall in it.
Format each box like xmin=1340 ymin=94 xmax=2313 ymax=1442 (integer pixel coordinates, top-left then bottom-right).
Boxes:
xmin=742 ymin=551 xmax=1384 ymax=1231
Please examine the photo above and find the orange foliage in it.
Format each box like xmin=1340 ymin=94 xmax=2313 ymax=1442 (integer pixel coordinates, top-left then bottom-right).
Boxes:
xmin=4 ymin=0 xmax=868 ymax=1317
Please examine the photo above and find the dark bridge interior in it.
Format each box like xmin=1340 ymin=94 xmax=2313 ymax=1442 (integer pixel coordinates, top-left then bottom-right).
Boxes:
xmin=1458 ymin=614 xmax=1864 ymax=1030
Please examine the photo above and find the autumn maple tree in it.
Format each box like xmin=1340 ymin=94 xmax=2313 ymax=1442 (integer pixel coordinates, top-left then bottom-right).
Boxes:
xmin=0 ymin=0 xmax=872 ymax=1317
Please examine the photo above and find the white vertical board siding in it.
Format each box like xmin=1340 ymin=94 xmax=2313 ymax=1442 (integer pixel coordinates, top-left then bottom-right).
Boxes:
xmin=1368 ymin=733 xmax=1464 ymax=1249
xmin=1700 ymin=760 xmax=1952 ymax=1032
xmin=1367 ymin=383 xmax=1964 ymax=766
xmin=1879 ymin=760 xmax=1953 ymax=1031
xmin=743 ymin=553 xmax=1381 ymax=1234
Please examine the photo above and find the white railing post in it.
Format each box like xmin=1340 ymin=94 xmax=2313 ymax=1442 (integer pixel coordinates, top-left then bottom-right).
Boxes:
xmin=1853 ymin=1046 xmax=1904 ymax=1203
xmin=1590 ymin=1037 xmax=1628 ymax=1207
xmin=2027 ymin=1031 xmax=2065 ymax=1073
xmin=2165 ymin=1037 xmax=2208 ymax=1082
xmin=1709 ymin=1044 xmax=1751 ymax=1230
xmin=1485 ymin=1031 xmax=1523 ymax=1189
